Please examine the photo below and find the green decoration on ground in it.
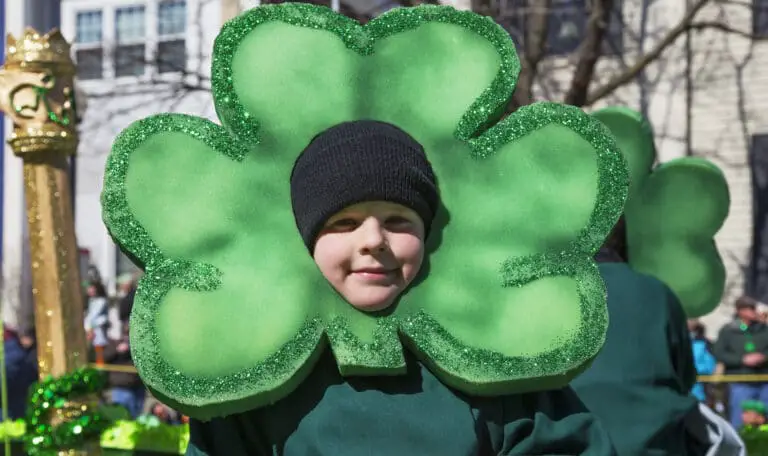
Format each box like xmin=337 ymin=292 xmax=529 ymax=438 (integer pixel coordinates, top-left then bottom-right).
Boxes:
xmin=593 ymin=107 xmax=730 ymax=318
xmin=102 ymin=3 xmax=628 ymax=419
xmin=24 ymin=367 xmax=111 ymax=455
xmin=100 ymin=420 xmax=189 ymax=453
xmin=0 ymin=419 xmax=188 ymax=454
xmin=0 ymin=420 xmax=26 ymax=440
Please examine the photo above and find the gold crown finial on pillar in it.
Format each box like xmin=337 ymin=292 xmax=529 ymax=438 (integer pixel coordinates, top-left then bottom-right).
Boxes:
xmin=6 ymin=28 xmax=74 ymax=72
xmin=0 ymin=27 xmax=78 ymax=155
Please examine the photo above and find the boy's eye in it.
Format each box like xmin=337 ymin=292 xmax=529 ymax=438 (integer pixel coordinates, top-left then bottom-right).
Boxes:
xmin=328 ymin=218 xmax=359 ymax=230
xmin=385 ymin=216 xmax=412 ymax=227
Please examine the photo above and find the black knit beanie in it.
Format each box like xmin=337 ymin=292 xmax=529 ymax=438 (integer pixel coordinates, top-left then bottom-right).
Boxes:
xmin=290 ymin=120 xmax=439 ymax=251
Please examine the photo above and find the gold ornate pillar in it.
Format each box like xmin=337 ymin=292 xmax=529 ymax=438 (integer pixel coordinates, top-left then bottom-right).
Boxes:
xmin=0 ymin=27 xmax=85 ymax=378
xmin=0 ymin=28 xmax=97 ymax=455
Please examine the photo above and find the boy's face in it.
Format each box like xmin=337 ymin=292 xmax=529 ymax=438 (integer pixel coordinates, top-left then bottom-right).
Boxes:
xmin=743 ymin=410 xmax=766 ymax=426
xmin=313 ymin=201 xmax=425 ymax=312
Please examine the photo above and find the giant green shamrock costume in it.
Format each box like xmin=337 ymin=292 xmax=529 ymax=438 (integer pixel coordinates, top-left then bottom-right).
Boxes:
xmin=593 ymin=107 xmax=730 ymax=317
xmin=102 ymin=3 xmax=628 ymax=419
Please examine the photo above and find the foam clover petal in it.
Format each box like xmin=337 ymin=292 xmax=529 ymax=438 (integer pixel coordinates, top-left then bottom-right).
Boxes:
xmin=397 ymin=102 xmax=628 ymax=394
xmin=593 ymin=107 xmax=730 ymax=317
xmin=103 ymin=3 xmax=627 ymax=420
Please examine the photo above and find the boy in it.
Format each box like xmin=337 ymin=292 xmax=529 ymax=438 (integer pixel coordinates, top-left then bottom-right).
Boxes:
xmin=185 ymin=120 xmax=616 ymax=455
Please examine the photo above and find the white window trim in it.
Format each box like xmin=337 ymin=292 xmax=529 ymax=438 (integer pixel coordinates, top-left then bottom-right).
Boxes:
xmin=114 ymin=4 xmax=151 ymax=80
xmin=72 ymin=9 xmax=106 ymax=80
xmin=156 ymin=1 xmax=188 ymax=75
xmin=64 ymin=0 xmax=192 ymax=88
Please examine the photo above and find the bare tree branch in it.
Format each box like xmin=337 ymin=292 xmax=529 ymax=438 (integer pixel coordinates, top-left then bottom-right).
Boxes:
xmin=715 ymin=0 xmax=755 ymax=10
xmin=512 ymin=1 xmax=552 ymax=108
xmin=563 ymin=0 xmax=613 ymax=106
xmin=585 ymin=0 xmax=710 ymax=106
xmin=689 ymin=21 xmax=768 ymax=40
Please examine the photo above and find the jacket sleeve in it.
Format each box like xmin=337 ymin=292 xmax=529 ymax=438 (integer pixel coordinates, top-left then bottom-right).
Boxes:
xmin=497 ymin=387 xmax=617 ymax=455
xmin=665 ymin=288 xmax=697 ymax=392
xmin=713 ymin=326 xmax=743 ymax=368
xmin=185 ymin=415 xmax=269 ymax=456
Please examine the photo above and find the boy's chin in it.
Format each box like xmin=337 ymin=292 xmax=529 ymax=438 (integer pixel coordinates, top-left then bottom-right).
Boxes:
xmin=346 ymin=291 xmax=399 ymax=313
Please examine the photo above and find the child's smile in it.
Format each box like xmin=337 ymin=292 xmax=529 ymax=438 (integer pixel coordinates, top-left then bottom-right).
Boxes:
xmin=313 ymin=201 xmax=425 ymax=312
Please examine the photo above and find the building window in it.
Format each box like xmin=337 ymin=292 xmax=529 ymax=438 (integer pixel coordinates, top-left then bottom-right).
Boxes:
xmin=749 ymin=134 xmax=768 ymax=302
xmin=546 ymin=0 xmax=585 ymax=55
xmin=546 ymin=0 xmax=623 ymax=56
xmin=157 ymin=1 xmax=187 ymax=73
xmin=74 ymin=10 xmax=103 ymax=80
xmin=755 ymin=0 xmax=768 ymax=38
xmin=115 ymin=6 xmax=147 ymax=77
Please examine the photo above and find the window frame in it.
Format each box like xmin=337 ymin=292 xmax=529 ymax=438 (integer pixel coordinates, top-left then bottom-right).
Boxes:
xmin=512 ymin=0 xmax=624 ymax=58
xmin=156 ymin=0 xmax=188 ymax=74
xmin=67 ymin=0 xmax=190 ymax=84
xmin=73 ymin=9 xmax=105 ymax=80
xmin=114 ymin=5 xmax=149 ymax=78
xmin=754 ymin=0 xmax=768 ymax=38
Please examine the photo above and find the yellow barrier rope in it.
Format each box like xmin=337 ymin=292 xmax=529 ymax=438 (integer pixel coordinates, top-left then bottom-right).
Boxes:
xmin=90 ymin=363 xmax=138 ymax=374
xmin=698 ymin=374 xmax=768 ymax=383
xmin=86 ymin=363 xmax=768 ymax=384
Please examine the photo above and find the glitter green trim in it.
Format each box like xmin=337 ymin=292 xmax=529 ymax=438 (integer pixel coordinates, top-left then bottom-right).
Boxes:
xmin=471 ymin=102 xmax=628 ymax=251
xmin=212 ymin=3 xmax=519 ymax=143
xmin=402 ymin=259 xmax=605 ymax=393
xmin=326 ymin=316 xmax=405 ymax=376
xmin=131 ymin=277 xmax=326 ymax=420
xmin=103 ymin=113 xmax=247 ymax=272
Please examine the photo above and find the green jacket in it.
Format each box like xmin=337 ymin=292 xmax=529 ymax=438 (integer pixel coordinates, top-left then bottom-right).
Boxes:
xmin=713 ymin=319 xmax=768 ymax=375
xmin=185 ymin=350 xmax=616 ymax=455
xmin=571 ymin=262 xmax=699 ymax=456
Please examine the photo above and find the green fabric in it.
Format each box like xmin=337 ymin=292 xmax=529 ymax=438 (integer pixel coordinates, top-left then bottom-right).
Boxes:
xmin=592 ymin=107 xmax=730 ymax=318
xmin=102 ymin=3 xmax=628 ymax=419
xmin=185 ymin=351 xmax=615 ymax=455
xmin=571 ymin=262 xmax=698 ymax=456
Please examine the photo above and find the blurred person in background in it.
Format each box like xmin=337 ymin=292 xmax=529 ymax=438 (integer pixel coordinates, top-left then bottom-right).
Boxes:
xmin=740 ymin=400 xmax=766 ymax=428
xmin=689 ymin=319 xmax=717 ymax=402
xmin=2 ymin=293 xmax=37 ymax=419
xmin=713 ymin=296 xmax=768 ymax=428
xmin=84 ymin=280 xmax=110 ymax=365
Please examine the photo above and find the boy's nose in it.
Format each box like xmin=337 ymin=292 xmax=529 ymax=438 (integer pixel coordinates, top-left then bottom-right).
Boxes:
xmin=358 ymin=218 xmax=387 ymax=253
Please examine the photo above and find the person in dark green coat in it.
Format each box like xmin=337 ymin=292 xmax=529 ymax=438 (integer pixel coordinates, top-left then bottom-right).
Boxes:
xmin=571 ymin=237 xmax=700 ymax=455
xmin=572 ymin=107 xmax=737 ymax=455
xmin=712 ymin=296 xmax=768 ymax=428
xmin=186 ymin=350 xmax=613 ymax=455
